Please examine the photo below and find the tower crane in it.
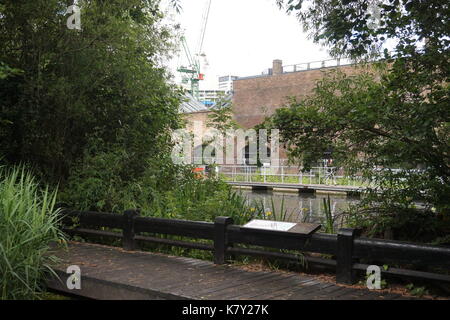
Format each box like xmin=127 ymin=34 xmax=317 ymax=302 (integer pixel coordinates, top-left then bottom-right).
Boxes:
xmin=177 ymin=0 xmax=212 ymax=101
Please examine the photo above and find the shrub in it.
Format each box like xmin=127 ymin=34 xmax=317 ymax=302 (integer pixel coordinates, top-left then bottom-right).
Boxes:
xmin=60 ymin=151 xmax=256 ymax=225
xmin=0 ymin=167 xmax=63 ymax=300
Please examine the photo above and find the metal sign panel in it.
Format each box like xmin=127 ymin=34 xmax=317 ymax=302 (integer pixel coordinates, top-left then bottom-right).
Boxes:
xmin=243 ymin=219 xmax=296 ymax=232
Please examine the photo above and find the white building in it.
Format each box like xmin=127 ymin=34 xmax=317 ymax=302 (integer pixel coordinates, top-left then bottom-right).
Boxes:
xmin=218 ymin=75 xmax=239 ymax=93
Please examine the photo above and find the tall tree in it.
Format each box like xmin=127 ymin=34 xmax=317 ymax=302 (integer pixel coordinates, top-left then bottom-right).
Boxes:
xmin=272 ymin=0 xmax=449 ymax=240
xmin=0 ymin=0 xmax=182 ymax=183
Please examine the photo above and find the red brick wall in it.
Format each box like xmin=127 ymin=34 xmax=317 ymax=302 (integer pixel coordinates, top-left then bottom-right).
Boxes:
xmin=232 ymin=65 xmax=359 ymax=129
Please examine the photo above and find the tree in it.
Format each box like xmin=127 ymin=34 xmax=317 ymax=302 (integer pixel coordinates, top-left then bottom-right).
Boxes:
xmin=276 ymin=0 xmax=448 ymax=58
xmin=0 ymin=0 xmax=182 ymax=184
xmin=206 ymin=94 xmax=238 ymax=134
xmin=272 ymin=0 xmax=449 ymax=241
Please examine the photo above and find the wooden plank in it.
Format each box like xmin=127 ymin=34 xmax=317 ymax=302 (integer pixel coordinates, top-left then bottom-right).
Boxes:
xmin=62 ymin=228 xmax=122 ymax=239
xmin=377 ymin=293 xmax=402 ymax=300
xmin=227 ymin=225 xmax=337 ymax=254
xmin=163 ymin=270 xmax=254 ymax=298
xmin=54 ymin=252 xmax=217 ymax=297
xmin=353 ymin=263 xmax=450 ymax=284
xmin=354 ymin=238 xmax=450 ymax=267
xmin=354 ymin=291 xmax=390 ymax=300
xmin=135 ymin=235 xmax=213 ymax=251
xmin=284 ymin=281 xmax=331 ymax=300
xmin=253 ymin=278 xmax=320 ymax=300
xmin=313 ymin=286 xmax=357 ymax=300
xmin=61 ymin=210 xmax=123 ymax=229
xmin=230 ymin=274 xmax=307 ymax=300
xmin=46 ymin=269 xmax=193 ymax=300
xmin=46 ymin=242 xmax=424 ymax=301
xmin=227 ymin=247 xmax=336 ymax=271
xmin=134 ymin=217 xmax=214 ymax=240
xmin=196 ymin=270 xmax=279 ymax=295
xmin=163 ymin=269 xmax=249 ymax=294
xmin=205 ymin=273 xmax=298 ymax=300
xmin=198 ymin=272 xmax=283 ymax=298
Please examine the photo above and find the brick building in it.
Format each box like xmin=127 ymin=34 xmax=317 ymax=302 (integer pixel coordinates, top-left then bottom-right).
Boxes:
xmin=232 ymin=59 xmax=358 ymax=129
xmin=182 ymin=59 xmax=361 ymax=165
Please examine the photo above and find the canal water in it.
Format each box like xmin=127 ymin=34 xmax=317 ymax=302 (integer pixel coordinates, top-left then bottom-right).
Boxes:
xmin=237 ymin=189 xmax=360 ymax=226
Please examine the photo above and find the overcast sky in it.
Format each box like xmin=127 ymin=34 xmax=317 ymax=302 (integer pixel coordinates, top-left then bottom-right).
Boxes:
xmin=162 ymin=0 xmax=333 ymax=90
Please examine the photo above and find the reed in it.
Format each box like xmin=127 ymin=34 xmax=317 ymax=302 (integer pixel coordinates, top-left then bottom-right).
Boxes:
xmin=0 ymin=166 xmax=64 ymax=300
xmin=322 ymin=195 xmax=335 ymax=234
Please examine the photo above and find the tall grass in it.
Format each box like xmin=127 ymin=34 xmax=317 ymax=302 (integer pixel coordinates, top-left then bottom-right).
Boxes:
xmin=322 ymin=195 xmax=335 ymax=233
xmin=122 ymin=177 xmax=256 ymax=225
xmin=251 ymin=195 xmax=295 ymax=222
xmin=0 ymin=167 xmax=63 ymax=300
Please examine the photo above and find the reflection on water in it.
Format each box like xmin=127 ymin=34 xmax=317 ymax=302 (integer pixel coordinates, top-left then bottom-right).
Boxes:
xmin=238 ymin=189 xmax=359 ymax=225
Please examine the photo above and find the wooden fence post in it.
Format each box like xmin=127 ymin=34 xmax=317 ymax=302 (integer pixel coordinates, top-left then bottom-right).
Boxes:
xmin=123 ymin=209 xmax=140 ymax=251
xmin=336 ymin=228 xmax=359 ymax=284
xmin=214 ymin=216 xmax=233 ymax=264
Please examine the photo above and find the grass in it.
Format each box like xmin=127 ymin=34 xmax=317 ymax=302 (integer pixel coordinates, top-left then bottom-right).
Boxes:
xmin=322 ymin=195 xmax=334 ymax=233
xmin=0 ymin=166 xmax=64 ymax=300
xmin=250 ymin=195 xmax=296 ymax=222
xmin=134 ymin=178 xmax=256 ymax=225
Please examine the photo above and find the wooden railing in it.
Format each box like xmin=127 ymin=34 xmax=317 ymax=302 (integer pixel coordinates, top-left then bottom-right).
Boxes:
xmin=58 ymin=208 xmax=450 ymax=286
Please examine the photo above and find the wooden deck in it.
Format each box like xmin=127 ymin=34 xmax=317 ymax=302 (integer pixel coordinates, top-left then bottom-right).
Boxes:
xmin=46 ymin=242 xmax=414 ymax=300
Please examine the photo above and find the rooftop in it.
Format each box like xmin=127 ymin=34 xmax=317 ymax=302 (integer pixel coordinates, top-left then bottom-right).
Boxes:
xmin=179 ymin=93 xmax=210 ymax=113
xmin=236 ymin=57 xmax=354 ymax=81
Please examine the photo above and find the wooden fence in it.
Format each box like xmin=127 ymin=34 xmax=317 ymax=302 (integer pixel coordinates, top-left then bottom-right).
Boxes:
xmin=58 ymin=208 xmax=450 ymax=286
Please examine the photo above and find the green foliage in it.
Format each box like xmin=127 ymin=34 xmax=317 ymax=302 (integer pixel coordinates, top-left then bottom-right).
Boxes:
xmin=271 ymin=67 xmax=449 ymax=239
xmin=322 ymin=195 xmax=334 ymax=234
xmin=207 ymin=95 xmax=239 ymax=134
xmin=406 ymin=283 xmax=429 ymax=297
xmin=251 ymin=195 xmax=295 ymax=222
xmin=273 ymin=0 xmax=449 ymax=242
xmin=276 ymin=0 xmax=449 ymax=61
xmin=140 ymin=177 xmax=254 ymax=225
xmin=270 ymin=65 xmax=449 ymax=241
xmin=344 ymin=202 xmax=443 ymax=242
xmin=0 ymin=0 xmax=182 ymax=184
xmin=0 ymin=166 xmax=64 ymax=300
xmin=61 ymin=156 xmax=255 ymax=225
xmin=0 ymin=62 xmax=21 ymax=80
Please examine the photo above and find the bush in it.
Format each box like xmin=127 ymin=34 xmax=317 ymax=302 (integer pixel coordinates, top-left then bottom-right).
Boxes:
xmin=140 ymin=177 xmax=255 ymax=225
xmin=61 ymin=153 xmax=255 ymax=225
xmin=0 ymin=167 xmax=63 ymax=300
xmin=343 ymin=203 xmax=449 ymax=243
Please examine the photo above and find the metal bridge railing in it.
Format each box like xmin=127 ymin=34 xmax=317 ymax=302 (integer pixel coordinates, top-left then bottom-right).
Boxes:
xmin=216 ymin=165 xmax=366 ymax=188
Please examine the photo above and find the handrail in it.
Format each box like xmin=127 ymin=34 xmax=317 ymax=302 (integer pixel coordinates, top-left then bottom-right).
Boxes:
xmin=58 ymin=207 xmax=450 ymax=285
